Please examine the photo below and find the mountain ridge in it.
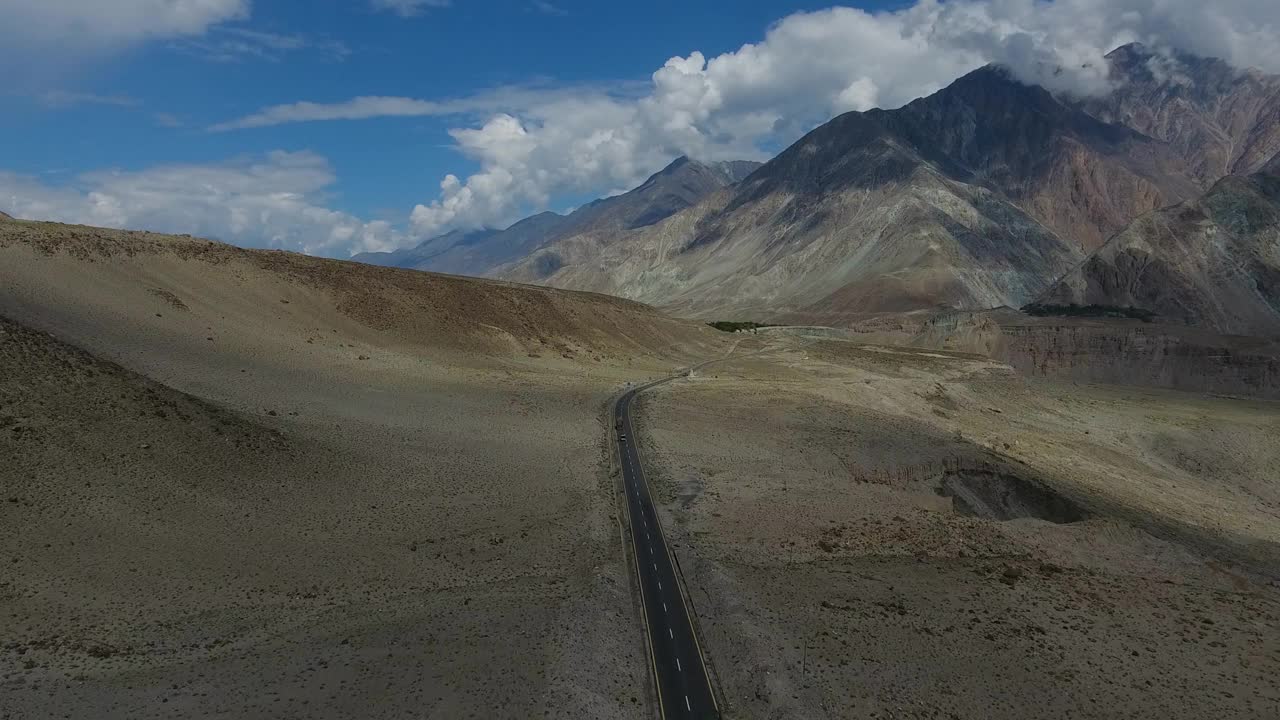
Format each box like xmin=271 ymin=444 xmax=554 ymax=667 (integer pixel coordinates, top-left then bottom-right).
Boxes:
xmin=497 ymin=45 xmax=1280 ymax=329
xmin=1038 ymin=162 xmax=1280 ymax=337
xmin=352 ymin=156 xmax=760 ymax=276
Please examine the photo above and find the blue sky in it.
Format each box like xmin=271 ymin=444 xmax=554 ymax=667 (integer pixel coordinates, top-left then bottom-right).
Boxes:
xmin=6 ymin=1 xmax=882 ymax=212
xmin=1 ymin=0 xmax=1277 ymax=256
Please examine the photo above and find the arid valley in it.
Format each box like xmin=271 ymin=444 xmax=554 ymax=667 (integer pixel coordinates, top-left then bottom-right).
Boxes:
xmin=5 ymin=4 xmax=1280 ymax=718
xmin=2 ymin=217 xmax=1277 ymax=719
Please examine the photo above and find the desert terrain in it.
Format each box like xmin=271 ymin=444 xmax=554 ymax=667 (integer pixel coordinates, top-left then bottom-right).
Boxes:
xmin=0 ymin=219 xmax=728 ymax=719
xmin=2 ymin=217 xmax=1279 ymax=720
xmin=636 ymin=334 xmax=1280 ymax=719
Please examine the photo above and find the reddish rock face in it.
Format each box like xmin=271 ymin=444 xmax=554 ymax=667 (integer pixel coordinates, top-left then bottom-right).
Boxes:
xmin=1079 ymin=43 xmax=1280 ymax=187
xmin=1039 ymin=170 xmax=1280 ymax=338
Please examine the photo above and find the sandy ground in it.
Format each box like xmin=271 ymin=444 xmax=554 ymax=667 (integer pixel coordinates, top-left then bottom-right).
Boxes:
xmin=0 ymin=221 xmax=728 ymax=719
xmin=637 ymin=335 xmax=1280 ymax=719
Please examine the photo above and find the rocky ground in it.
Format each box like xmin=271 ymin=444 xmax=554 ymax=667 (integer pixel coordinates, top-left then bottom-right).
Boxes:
xmin=637 ymin=336 xmax=1280 ymax=719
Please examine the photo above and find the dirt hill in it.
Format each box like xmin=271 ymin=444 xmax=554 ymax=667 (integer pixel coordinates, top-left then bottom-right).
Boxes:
xmin=0 ymin=218 xmax=728 ymax=719
xmin=0 ymin=219 xmax=720 ymax=365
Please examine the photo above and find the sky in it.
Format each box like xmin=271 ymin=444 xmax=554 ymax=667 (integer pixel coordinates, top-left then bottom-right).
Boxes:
xmin=2 ymin=0 xmax=1279 ymax=257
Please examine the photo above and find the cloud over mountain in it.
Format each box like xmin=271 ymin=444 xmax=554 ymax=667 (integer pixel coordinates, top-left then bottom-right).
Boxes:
xmin=404 ymin=0 xmax=1280 ymax=239
xmin=5 ymin=1 xmax=1280 ymax=256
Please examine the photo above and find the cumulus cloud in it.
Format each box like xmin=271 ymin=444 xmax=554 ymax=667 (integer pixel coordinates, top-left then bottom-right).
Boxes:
xmin=401 ymin=0 xmax=1280 ymax=239
xmin=0 ymin=152 xmax=400 ymax=257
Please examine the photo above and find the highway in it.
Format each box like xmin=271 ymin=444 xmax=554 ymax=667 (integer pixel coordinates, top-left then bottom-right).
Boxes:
xmin=615 ymin=367 xmax=721 ymax=719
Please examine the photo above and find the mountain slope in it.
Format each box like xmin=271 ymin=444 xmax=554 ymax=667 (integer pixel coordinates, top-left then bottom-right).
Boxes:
xmin=0 ymin=218 xmax=718 ymax=361
xmin=500 ymin=50 xmax=1280 ymax=323
xmin=351 ymin=213 xmax=562 ymax=275
xmin=877 ymin=64 xmax=1200 ymax=252
xmin=1079 ymin=43 xmax=1280 ymax=186
xmin=1037 ymin=164 xmax=1280 ymax=337
xmin=353 ymin=157 xmax=759 ymax=277
xmin=0 ymin=217 xmax=725 ymax=719
xmin=1263 ymin=150 xmax=1280 ymax=175
xmin=503 ymin=104 xmax=1085 ymax=320
xmin=501 ymin=64 xmax=1209 ymax=320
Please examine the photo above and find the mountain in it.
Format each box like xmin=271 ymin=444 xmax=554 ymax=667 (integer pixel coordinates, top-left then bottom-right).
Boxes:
xmin=1267 ymin=152 xmax=1280 ymax=175
xmin=875 ymin=64 xmax=1201 ymax=252
xmin=352 ymin=157 xmax=760 ymax=277
xmin=572 ymin=156 xmax=761 ymax=232
xmin=1078 ymin=43 xmax=1280 ymax=186
xmin=501 ymin=103 xmax=1086 ymax=318
xmin=1037 ymin=162 xmax=1280 ymax=337
xmin=499 ymin=64 xmax=1210 ymax=320
xmin=499 ymin=48 xmax=1280 ymax=325
xmin=351 ymin=213 xmax=560 ymax=274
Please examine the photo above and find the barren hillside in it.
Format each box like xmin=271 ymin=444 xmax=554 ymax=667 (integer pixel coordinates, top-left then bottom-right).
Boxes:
xmin=0 ymin=218 xmax=725 ymax=719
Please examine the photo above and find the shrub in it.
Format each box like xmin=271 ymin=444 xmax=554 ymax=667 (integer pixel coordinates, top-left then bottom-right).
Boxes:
xmin=1021 ymin=303 xmax=1157 ymax=323
xmin=707 ymin=321 xmax=778 ymax=333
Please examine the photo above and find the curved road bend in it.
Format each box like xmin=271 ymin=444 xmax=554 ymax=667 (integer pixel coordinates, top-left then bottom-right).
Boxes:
xmin=615 ymin=353 xmax=740 ymax=720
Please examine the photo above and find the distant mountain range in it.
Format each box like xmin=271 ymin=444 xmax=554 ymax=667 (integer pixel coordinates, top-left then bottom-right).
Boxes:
xmin=352 ymin=157 xmax=760 ymax=278
xmin=360 ymin=43 xmax=1280 ymax=337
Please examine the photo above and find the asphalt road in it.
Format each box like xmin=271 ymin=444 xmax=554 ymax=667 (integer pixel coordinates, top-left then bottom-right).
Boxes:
xmin=615 ymin=371 xmax=721 ymax=719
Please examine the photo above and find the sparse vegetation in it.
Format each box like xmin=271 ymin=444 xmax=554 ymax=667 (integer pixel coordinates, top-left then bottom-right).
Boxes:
xmin=707 ymin=321 xmax=778 ymax=333
xmin=1022 ymin=302 xmax=1157 ymax=323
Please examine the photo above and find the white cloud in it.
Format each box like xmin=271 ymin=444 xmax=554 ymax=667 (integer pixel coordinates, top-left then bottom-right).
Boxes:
xmin=0 ymin=2 xmax=346 ymax=75
xmin=212 ymin=96 xmax=448 ymax=131
xmin=0 ymin=0 xmax=248 ymax=49
xmin=208 ymin=84 xmax=631 ymax=131
xmin=531 ymin=1 xmax=567 ymax=16
xmin=10 ymin=0 xmax=1280 ymax=253
xmin=39 ymin=91 xmax=140 ymax=109
xmin=171 ymin=27 xmax=351 ymax=63
xmin=371 ymin=0 xmax=451 ymax=18
xmin=0 ymin=152 xmax=400 ymax=257
xmin=0 ymin=0 xmax=250 ymax=80
xmin=402 ymin=0 xmax=1280 ymax=239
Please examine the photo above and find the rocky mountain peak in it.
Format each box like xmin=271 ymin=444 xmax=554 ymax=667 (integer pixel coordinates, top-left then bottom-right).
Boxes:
xmin=642 ymin=156 xmax=761 ymax=188
xmin=1080 ymin=43 xmax=1280 ymax=183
